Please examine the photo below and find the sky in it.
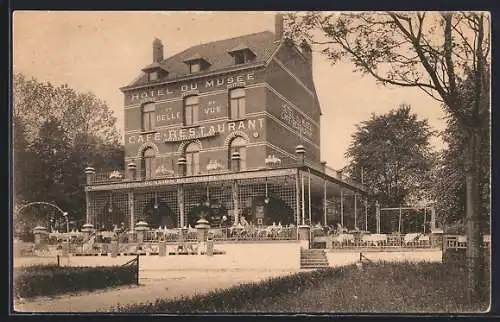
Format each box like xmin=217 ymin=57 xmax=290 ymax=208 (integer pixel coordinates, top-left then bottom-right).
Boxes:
xmin=12 ymin=11 xmax=447 ymax=170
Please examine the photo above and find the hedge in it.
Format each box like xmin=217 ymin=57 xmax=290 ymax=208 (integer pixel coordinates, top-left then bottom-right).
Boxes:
xmin=13 ymin=264 xmax=137 ymax=298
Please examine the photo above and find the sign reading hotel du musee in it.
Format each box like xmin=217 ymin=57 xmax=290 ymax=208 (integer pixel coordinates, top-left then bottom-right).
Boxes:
xmin=124 ymin=69 xmax=264 ymax=106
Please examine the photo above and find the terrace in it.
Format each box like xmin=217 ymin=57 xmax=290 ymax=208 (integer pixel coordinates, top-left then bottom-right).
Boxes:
xmin=30 ymin=223 xmax=491 ymax=257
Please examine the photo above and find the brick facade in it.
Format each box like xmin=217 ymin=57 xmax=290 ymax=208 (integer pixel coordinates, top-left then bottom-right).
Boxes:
xmin=121 ymin=39 xmax=320 ymax=175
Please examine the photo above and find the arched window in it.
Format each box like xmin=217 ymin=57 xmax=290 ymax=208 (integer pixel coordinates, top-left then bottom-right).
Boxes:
xmin=229 ymin=88 xmax=245 ymax=120
xmin=183 ymin=96 xmax=199 ymax=126
xmin=142 ymin=103 xmax=156 ymax=131
xmin=229 ymin=136 xmax=247 ymax=171
xmin=141 ymin=147 xmax=156 ymax=179
xmin=185 ymin=143 xmax=200 ymax=176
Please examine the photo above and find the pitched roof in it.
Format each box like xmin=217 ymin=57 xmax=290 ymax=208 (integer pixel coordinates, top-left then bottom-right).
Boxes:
xmin=228 ymin=43 xmax=252 ymax=53
xmin=141 ymin=61 xmax=169 ymax=72
xmin=183 ymin=53 xmax=206 ymax=63
xmin=125 ymin=31 xmax=279 ymax=88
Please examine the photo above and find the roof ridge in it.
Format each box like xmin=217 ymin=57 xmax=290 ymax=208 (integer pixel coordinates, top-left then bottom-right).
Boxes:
xmin=160 ymin=30 xmax=274 ymax=63
xmin=131 ymin=30 xmax=278 ymax=87
xmin=204 ymin=30 xmax=273 ymax=44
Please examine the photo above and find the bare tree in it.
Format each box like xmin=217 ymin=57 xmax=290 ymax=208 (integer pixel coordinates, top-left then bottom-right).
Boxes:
xmin=286 ymin=11 xmax=490 ymax=303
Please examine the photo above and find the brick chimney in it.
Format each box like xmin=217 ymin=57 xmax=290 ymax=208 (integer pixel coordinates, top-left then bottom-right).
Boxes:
xmin=274 ymin=13 xmax=284 ymax=42
xmin=153 ymin=38 xmax=164 ymax=63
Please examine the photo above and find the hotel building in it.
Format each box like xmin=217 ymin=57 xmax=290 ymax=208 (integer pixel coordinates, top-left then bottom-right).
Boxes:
xmin=83 ymin=14 xmax=367 ymax=234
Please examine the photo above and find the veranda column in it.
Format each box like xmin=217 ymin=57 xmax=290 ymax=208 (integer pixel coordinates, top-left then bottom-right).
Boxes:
xmin=354 ymin=192 xmax=358 ymax=229
xmin=375 ymin=200 xmax=381 ymax=234
xmin=295 ymin=145 xmax=306 ymax=226
xmin=301 ymin=172 xmax=305 ymax=225
xmin=364 ymin=197 xmax=368 ymax=231
xmin=323 ymin=179 xmax=327 ymax=226
xmin=398 ymin=207 xmax=402 ymax=234
xmin=232 ymin=180 xmax=240 ymax=225
xmin=85 ymin=191 xmax=91 ymax=224
xmin=308 ymin=169 xmax=312 ymax=226
xmin=177 ymin=157 xmax=187 ymax=228
xmin=295 ymin=170 xmax=301 ymax=230
xmin=340 ymin=188 xmax=344 ymax=227
xmin=128 ymin=191 xmax=135 ymax=230
xmin=84 ymin=167 xmax=96 ymax=224
xmin=293 ymin=171 xmax=300 ymax=241
xmin=178 ymin=186 xmax=185 ymax=228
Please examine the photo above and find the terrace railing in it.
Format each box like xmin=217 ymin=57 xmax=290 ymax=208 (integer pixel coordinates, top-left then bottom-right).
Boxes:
xmin=312 ymin=232 xmax=435 ymax=249
xmin=444 ymin=234 xmax=491 ymax=249
xmin=144 ymin=225 xmax=297 ymax=242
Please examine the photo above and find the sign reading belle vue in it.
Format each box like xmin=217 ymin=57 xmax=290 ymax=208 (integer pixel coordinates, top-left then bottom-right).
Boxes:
xmin=126 ymin=72 xmax=257 ymax=104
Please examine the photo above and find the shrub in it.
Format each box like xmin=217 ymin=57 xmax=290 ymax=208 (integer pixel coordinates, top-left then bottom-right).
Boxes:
xmin=13 ymin=264 xmax=137 ymax=298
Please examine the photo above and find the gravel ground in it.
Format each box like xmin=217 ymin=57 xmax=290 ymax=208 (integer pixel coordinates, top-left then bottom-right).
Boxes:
xmin=13 ymin=268 xmax=299 ymax=313
xmin=12 ymin=250 xmax=442 ymax=313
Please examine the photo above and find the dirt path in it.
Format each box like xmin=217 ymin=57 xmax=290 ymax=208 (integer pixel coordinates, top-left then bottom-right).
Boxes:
xmin=14 ymin=269 xmax=299 ymax=313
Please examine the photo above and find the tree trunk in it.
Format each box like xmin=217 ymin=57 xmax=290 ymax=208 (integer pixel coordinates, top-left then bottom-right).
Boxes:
xmin=464 ymin=127 xmax=484 ymax=304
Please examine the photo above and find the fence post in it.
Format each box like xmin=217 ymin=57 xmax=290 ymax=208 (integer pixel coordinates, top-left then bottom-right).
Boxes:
xmin=57 ymin=254 xmax=60 ymax=267
xmin=136 ymin=254 xmax=139 ymax=285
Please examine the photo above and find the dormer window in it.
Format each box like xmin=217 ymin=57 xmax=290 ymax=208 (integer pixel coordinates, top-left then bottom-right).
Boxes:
xmin=234 ymin=53 xmax=247 ymax=65
xmin=184 ymin=53 xmax=210 ymax=74
xmin=141 ymin=62 xmax=168 ymax=82
xmin=189 ymin=62 xmax=201 ymax=74
xmin=149 ymin=71 xmax=159 ymax=81
xmin=228 ymin=43 xmax=256 ymax=65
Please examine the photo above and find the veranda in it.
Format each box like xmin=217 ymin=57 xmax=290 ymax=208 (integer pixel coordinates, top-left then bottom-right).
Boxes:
xmin=83 ymin=165 xmax=368 ymax=243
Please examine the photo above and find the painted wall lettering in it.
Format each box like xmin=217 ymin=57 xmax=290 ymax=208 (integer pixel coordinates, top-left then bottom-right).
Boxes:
xmin=280 ymin=104 xmax=314 ymax=138
xmin=128 ymin=72 xmax=256 ymax=102
xmin=203 ymin=99 xmax=222 ymax=115
xmin=156 ymin=107 xmax=181 ymax=122
xmin=126 ymin=117 xmax=265 ymax=145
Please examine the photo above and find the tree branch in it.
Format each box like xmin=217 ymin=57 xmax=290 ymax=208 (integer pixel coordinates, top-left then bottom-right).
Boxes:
xmin=389 ymin=13 xmax=451 ymax=104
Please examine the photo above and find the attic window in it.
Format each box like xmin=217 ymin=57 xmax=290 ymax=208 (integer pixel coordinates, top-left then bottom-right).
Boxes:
xmin=184 ymin=54 xmax=210 ymax=74
xmin=141 ymin=62 xmax=168 ymax=82
xmin=149 ymin=71 xmax=159 ymax=81
xmin=189 ymin=62 xmax=201 ymax=74
xmin=234 ymin=52 xmax=248 ymax=65
xmin=229 ymin=45 xmax=256 ymax=65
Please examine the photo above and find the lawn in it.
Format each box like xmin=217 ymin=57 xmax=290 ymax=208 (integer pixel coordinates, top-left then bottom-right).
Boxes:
xmin=118 ymin=261 xmax=490 ymax=313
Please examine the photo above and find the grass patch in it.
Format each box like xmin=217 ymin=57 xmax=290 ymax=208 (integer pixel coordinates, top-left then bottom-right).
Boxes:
xmin=117 ymin=261 xmax=489 ymax=313
xmin=14 ymin=264 xmax=137 ymax=298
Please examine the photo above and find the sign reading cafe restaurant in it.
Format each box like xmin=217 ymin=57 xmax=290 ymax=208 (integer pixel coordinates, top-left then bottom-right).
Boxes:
xmin=127 ymin=117 xmax=265 ymax=145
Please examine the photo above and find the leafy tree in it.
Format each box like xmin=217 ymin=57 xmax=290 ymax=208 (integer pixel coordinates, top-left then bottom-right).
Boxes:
xmin=13 ymin=115 xmax=31 ymax=204
xmin=13 ymin=73 xmax=120 ymax=145
xmin=12 ymin=74 xmax=124 ymax=234
xmin=433 ymin=98 xmax=490 ymax=230
xmin=345 ymin=104 xmax=435 ymax=208
xmin=286 ymin=11 xmax=490 ymax=302
xmin=28 ymin=117 xmax=72 ymax=203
